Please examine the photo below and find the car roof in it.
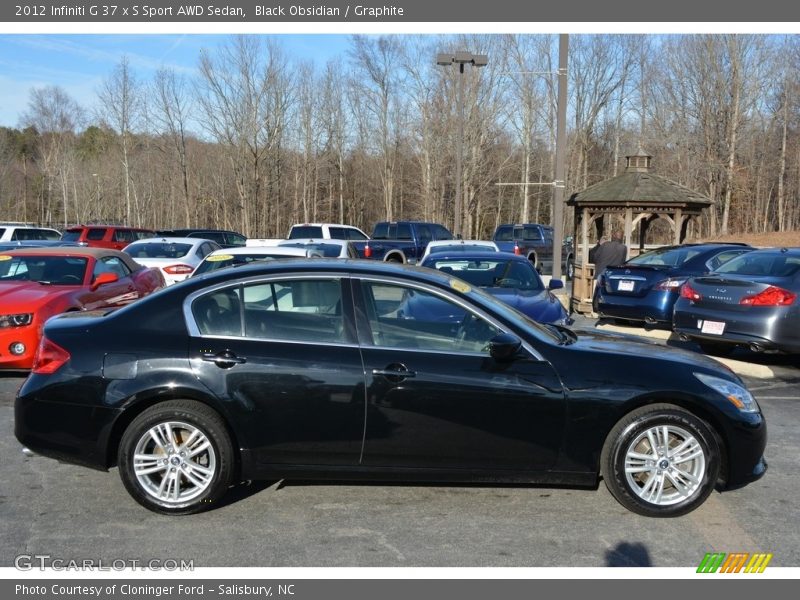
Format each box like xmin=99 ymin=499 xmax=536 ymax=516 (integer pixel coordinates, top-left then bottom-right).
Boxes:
xmin=127 ymin=236 xmax=210 ymax=245
xmin=205 ymin=246 xmax=308 ymax=257
xmin=66 ymin=225 xmax=153 ymax=231
xmin=279 ymin=238 xmax=348 ymax=246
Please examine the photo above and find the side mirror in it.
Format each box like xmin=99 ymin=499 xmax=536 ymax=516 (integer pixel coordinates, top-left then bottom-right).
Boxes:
xmin=549 ymin=279 xmax=564 ymax=290
xmin=91 ymin=272 xmax=118 ymax=291
xmin=488 ymin=333 xmax=522 ymax=362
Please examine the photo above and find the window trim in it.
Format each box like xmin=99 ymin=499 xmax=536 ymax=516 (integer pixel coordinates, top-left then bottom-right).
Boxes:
xmin=351 ymin=275 xmax=544 ymax=360
xmin=183 ymin=273 xmax=357 ymax=345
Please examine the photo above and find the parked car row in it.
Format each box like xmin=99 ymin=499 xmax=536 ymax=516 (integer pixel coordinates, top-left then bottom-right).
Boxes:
xmin=594 ymin=243 xmax=800 ymax=354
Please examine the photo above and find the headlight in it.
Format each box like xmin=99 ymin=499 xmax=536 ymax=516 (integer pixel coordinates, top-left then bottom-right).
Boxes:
xmin=0 ymin=313 xmax=33 ymax=328
xmin=694 ymin=372 xmax=759 ymax=413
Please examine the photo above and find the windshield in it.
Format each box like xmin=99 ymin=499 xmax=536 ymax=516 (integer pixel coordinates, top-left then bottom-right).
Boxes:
xmin=627 ymin=246 xmax=702 ymax=267
xmin=427 ymin=258 xmax=544 ymax=291
xmin=715 ymin=252 xmax=800 ymax=277
xmin=458 ymin=279 xmax=561 ymax=344
xmin=61 ymin=231 xmax=81 ymax=242
xmin=126 ymin=242 xmax=193 ymax=259
xmin=0 ymin=255 xmax=87 ymax=285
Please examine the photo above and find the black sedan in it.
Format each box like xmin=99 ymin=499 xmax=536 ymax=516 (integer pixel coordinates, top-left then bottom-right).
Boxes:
xmin=673 ymin=247 xmax=800 ymax=354
xmin=594 ymin=243 xmax=752 ymax=325
xmin=16 ymin=260 xmax=766 ymax=517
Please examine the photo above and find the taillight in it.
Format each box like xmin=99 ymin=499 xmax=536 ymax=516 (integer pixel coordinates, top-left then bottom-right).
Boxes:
xmin=680 ymin=283 xmax=702 ymax=301
xmin=740 ymin=286 xmax=796 ymax=306
xmin=513 ymin=243 xmax=521 ymax=255
xmin=364 ymin=244 xmax=372 ymax=258
xmin=32 ymin=338 xmax=70 ymax=374
xmin=163 ymin=264 xmax=194 ymax=275
xmin=654 ymin=278 xmax=686 ymax=292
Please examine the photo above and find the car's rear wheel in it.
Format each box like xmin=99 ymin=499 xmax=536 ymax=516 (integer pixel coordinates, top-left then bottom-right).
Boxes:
xmin=601 ymin=403 xmax=720 ymax=517
xmin=118 ymin=400 xmax=235 ymax=515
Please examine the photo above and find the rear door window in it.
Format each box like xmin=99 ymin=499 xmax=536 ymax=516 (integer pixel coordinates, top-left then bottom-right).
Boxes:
xmin=86 ymin=228 xmax=107 ymax=241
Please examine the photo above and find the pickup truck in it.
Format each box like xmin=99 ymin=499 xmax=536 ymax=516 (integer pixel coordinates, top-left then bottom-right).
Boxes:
xmin=352 ymin=221 xmax=453 ymax=264
xmin=493 ymin=223 xmax=574 ymax=279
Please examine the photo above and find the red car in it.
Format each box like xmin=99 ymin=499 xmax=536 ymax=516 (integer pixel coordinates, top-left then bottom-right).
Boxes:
xmin=0 ymin=248 xmax=165 ymax=369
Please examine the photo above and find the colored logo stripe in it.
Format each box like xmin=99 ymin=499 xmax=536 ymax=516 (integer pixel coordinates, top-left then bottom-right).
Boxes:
xmin=697 ymin=552 xmax=773 ymax=573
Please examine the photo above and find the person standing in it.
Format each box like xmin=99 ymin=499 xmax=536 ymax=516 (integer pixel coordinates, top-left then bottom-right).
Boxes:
xmin=592 ymin=231 xmax=627 ymax=280
xmin=588 ymin=236 xmax=607 ymax=263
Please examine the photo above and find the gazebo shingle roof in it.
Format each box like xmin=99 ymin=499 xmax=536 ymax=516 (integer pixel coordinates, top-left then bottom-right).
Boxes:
xmin=567 ymin=171 xmax=712 ymax=207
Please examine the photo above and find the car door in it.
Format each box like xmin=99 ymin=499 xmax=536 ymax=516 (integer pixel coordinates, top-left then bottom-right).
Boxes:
xmin=187 ymin=275 xmax=367 ymax=467
xmin=82 ymin=255 xmax=140 ymax=308
xmin=353 ymin=278 xmax=566 ymax=472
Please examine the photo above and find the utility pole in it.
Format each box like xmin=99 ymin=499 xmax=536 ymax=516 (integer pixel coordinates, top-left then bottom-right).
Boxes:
xmin=551 ymin=34 xmax=569 ymax=280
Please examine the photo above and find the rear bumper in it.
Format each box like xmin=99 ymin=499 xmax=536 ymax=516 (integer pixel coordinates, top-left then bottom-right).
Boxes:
xmin=673 ymin=303 xmax=800 ymax=352
xmin=15 ymin=389 xmax=120 ymax=471
xmin=595 ymin=289 xmax=677 ymax=323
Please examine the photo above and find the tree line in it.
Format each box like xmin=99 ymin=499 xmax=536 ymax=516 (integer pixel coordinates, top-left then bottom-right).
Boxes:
xmin=1 ymin=34 xmax=798 ymax=241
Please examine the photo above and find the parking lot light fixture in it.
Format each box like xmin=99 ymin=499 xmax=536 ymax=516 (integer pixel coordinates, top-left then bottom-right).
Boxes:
xmin=437 ymin=52 xmax=489 ymax=238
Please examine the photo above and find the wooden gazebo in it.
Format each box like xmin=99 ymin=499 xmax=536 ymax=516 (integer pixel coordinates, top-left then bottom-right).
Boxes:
xmin=567 ymin=150 xmax=713 ymax=314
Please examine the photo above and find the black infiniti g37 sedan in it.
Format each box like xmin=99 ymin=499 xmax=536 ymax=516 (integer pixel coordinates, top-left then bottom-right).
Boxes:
xmin=15 ymin=259 xmax=767 ymax=517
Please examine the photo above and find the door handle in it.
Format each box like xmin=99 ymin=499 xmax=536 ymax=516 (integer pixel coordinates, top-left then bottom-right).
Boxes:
xmin=202 ymin=351 xmax=247 ymax=369
xmin=372 ymin=364 xmax=416 ymax=382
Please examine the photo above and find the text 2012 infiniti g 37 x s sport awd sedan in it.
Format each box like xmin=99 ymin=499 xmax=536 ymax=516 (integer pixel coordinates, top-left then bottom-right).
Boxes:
xmin=16 ymin=260 xmax=766 ymax=517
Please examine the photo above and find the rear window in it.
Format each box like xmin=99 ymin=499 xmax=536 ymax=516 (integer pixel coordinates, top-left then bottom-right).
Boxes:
xmin=280 ymin=242 xmax=343 ymax=257
xmin=126 ymin=242 xmax=193 ymax=259
xmin=715 ymin=253 xmax=800 ymax=277
xmin=193 ymin=254 xmax=281 ymax=276
xmin=11 ymin=228 xmax=61 ymax=241
xmin=494 ymin=226 xmax=513 ymax=241
xmin=372 ymin=223 xmax=389 ymax=239
xmin=628 ymin=246 xmax=702 ymax=267
xmin=289 ymin=226 xmax=323 ymax=239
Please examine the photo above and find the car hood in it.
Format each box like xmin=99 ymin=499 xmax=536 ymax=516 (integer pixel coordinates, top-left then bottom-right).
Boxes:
xmin=485 ymin=287 xmax=567 ymax=323
xmin=0 ymin=281 xmax=72 ymax=309
xmin=570 ymin=327 xmax=735 ymax=375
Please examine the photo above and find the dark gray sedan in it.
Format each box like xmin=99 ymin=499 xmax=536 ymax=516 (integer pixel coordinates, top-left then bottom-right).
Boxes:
xmin=673 ymin=247 xmax=800 ymax=354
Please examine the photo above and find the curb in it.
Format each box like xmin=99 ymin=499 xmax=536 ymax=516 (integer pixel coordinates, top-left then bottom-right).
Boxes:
xmin=595 ymin=323 xmax=777 ymax=380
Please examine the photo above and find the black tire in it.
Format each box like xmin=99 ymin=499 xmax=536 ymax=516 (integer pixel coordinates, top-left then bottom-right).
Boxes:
xmin=118 ymin=400 xmax=235 ymax=515
xmin=566 ymin=258 xmax=575 ymax=281
xmin=601 ymin=403 xmax=720 ymax=517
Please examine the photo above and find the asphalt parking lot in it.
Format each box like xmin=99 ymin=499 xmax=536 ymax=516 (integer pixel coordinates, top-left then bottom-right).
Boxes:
xmin=1 ymin=321 xmax=798 ymax=569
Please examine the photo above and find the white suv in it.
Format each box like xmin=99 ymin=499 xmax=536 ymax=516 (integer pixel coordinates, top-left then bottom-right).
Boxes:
xmin=0 ymin=223 xmax=61 ymax=242
xmin=287 ymin=223 xmax=369 ymax=241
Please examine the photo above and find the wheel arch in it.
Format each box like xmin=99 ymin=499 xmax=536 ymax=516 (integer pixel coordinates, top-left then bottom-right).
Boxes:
xmin=599 ymin=393 xmax=730 ymax=485
xmin=104 ymin=388 xmax=243 ymax=476
xmin=383 ymin=250 xmax=407 ymax=263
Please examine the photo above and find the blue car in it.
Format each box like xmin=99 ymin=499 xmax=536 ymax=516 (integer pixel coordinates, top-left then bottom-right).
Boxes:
xmin=418 ymin=252 xmax=570 ymax=325
xmin=594 ymin=243 xmax=753 ymax=325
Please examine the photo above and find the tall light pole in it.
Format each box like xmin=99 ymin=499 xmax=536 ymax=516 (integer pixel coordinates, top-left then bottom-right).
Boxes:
xmin=551 ymin=34 xmax=569 ymax=281
xmin=437 ymin=51 xmax=488 ymax=238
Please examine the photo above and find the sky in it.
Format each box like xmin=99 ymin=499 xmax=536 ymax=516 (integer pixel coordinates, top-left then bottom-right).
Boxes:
xmin=0 ymin=34 xmax=352 ymax=128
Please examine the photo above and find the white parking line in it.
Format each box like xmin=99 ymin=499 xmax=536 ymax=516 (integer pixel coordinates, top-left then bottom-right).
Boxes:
xmin=754 ymin=396 xmax=799 ymax=400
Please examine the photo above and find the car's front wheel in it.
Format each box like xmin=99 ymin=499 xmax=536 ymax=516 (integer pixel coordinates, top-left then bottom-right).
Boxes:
xmin=601 ymin=403 xmax=720 ymax=517
xmin=118 ymin=400 xmax=235 ymax=515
